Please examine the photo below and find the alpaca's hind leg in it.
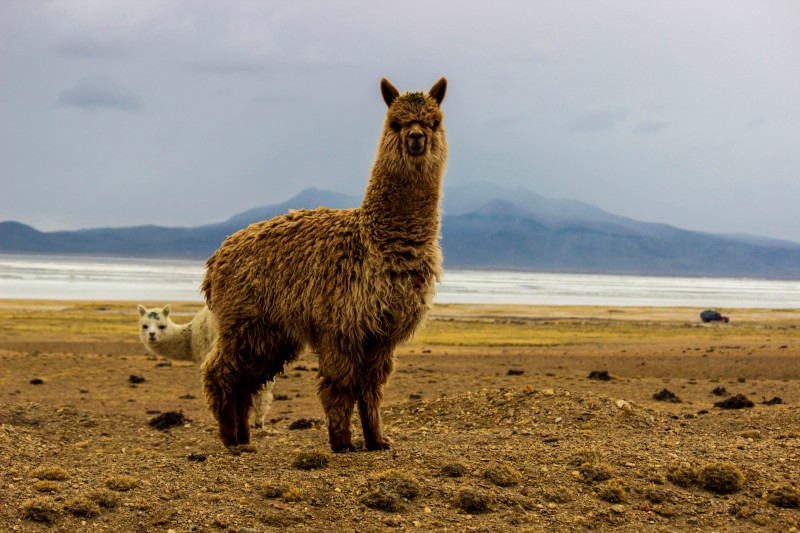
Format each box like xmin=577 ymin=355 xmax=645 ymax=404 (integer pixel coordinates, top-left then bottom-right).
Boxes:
xmin=358 ymin=383 xmax=390 ymax=451
xmin=358 ymin=348 xmax=395 ymax=450
xmin=318 ymin=377 xmax=356 ymax=453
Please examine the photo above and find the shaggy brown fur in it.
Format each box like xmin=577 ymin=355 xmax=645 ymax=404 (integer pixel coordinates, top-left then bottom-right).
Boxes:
xmin=201 ymin=77 xmax=448 ymax=452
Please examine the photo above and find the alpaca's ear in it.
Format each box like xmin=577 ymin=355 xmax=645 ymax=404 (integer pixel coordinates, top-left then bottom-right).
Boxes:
xmin=381 ymin=78 xmax=399 ymax=107
xmin=138 ymin=304 xmax=147 ymax=317
xmin=162 ymin=304 xmax=171 ymax=317
xmin=429 ymin=77 xmax=447 ymax=105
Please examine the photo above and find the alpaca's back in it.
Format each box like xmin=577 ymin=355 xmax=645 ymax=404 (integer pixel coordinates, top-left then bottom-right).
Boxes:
xmin=204 ymin=205 xmax=436 ymax=353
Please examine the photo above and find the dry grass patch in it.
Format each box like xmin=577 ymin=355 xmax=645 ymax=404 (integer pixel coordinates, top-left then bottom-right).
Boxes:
xmin=20 ymin=496 xmax=60 ymax=523
xmin=64 ymin=496 xmax=101 ymax=518
xmin=291 ymin=450 xmax=329 ymax=470
xmin=441 ymin=462 xmax=468 ymax=478
xmin=484 ymin=464 xmax=522 ymax=487
xmin=767 ymin=486 xmax=800 ymax=509
xmin=87 ymin=488 xmax=121 ymax=508
xmin=31 ymin=465 xmax=69 ymax=481
xmin=373 ymin=469 xmax=423 ymax=499
xmin=697 ymin=463 xmax=744 ymax=494
xmin=578 ymin=461 xmax=614 ymax=483
xmin=666 ymin=463 xmax=697 ymax=487
xmin=457 ymin=488 xmax=493 ymax=514
xmin=33 ymin=480 xmax=61 ymax=493
xmin=361 ymin=490 xmax=403 ymax=512
xmin=105 ymin=474 xmax=138 ymax=491
xmin=259 ymin=482 xmax=303 ymax=502
xmin=598 ymin=479 xmax=626 ymax=503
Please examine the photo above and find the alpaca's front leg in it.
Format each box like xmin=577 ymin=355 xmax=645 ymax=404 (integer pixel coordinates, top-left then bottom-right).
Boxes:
xmin=202 ymin=347 xmax=238 ymax=446
xmin=358 ymin=383 xmax=390 ymax=451
xmin=318 ymin=377 xmax=356 ymax=452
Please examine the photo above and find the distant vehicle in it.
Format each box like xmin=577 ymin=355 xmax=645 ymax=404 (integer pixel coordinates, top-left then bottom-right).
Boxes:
xmin=700 ymin=310 xmax=729 ymax=323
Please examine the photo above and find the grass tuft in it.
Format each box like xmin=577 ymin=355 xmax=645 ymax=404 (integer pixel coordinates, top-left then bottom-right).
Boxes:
xmin=484 ymin=464 xmax=522 ymax=487
xmin=291 ymin=450 xmax=329 ymax=470
xmin=598 ymin=479 xmax=626 ymax=503
xmin=20 ymin=496 xmax=61 ymax=523
xmin=373 ymin=469 xmax=423 ymax=499
xmin=33 ymin=480 xmax=61 ymax=493
xmin=87 ymin=488 xmax=121 ymax=508
xmin=361 ymin=490 xmax=402 ymax=512
xmin=666 ymin=463 xmax=696 ymax=487
xmin=767 ymin=486 xmax=800 ymax=508
xmin=64 ymin=497 xmax=101 ymax=517
xmin=105 ymin=474 xmax=138 ymax=492
xmin=579 ymin=461 xmax=614 ymax=483
xmin=457 ymin=488 xmax=492 ymax=514
xmin=441 ymin=462 xmax=468 ymax=478
xmin=31 ymin=465 xmax=69 ymax=481
xmin=697 ymin=463 xmax=744 ymax=494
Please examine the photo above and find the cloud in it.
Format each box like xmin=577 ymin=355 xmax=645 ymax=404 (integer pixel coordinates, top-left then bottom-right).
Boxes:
xmin=566 ymin=109 xmax=629 ymax=133
xmin=54 ymin=36 xmax=132 ymax=59
xmin=57 ymin=77 xmax=142 ymax=112
xmin=633 ymin=119 xmax=669 ymax=134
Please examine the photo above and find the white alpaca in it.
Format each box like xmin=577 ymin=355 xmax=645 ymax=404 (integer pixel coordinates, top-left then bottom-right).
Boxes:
xmin=138 ymin=304 xmax=274 ymax=427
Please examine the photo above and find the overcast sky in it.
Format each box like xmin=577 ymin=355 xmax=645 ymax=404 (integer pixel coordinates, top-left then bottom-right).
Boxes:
xmin=2 ymin=1 xmax=799 ymax=242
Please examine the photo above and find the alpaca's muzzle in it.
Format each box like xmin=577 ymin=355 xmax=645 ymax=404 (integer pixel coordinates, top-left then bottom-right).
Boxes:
xmin=406 ymin=127 xmax=426 ymax=156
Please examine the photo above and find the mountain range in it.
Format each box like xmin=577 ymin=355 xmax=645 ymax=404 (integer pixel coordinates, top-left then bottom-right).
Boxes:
xmin=2 ymin=184 xmax=799 ymax=279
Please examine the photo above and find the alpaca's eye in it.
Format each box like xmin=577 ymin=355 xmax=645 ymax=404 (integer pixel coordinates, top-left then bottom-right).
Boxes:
xmin=158 ymin=325 xmax=166 ymax=330
xmin=431 ymin=120 xmax=439 ymax=130
xmin=142 ymin=325 xmax=148 ymax=330
xmin=390 ymin=121 xmax=402 ymax=132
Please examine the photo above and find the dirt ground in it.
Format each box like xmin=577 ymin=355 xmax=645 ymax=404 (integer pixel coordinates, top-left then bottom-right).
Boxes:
xmin=1 ymin=300 xmax=799 ymax=532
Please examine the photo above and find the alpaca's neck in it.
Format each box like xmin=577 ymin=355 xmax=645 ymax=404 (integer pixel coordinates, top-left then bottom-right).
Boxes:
xmin=361 ymin=155 xmax=445 ymax=263
xmin=149 ymin=322 xmax=194 ymax=361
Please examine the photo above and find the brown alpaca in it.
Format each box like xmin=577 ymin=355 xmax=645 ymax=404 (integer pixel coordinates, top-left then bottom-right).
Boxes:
xmin=201 ymin=77 xmax=448 ymax=452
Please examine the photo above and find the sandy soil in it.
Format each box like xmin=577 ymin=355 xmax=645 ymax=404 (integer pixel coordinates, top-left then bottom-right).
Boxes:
xmin=0 ymin=300 xmax=799 ymax=532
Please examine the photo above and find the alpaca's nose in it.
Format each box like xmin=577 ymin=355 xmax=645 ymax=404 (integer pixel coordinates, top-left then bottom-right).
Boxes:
xmin=408 ymin=131 xmax=424 ymax=141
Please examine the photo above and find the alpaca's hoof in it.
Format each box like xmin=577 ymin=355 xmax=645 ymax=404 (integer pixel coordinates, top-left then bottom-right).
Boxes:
xmin=332 ymin=444 xmax=358 ymax=453
xmin=366 ymin=441 xmax=392 ymax=451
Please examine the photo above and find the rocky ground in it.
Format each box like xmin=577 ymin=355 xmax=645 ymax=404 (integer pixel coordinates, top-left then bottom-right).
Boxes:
xmin=0 ymin=300 xmax=798 ymax=532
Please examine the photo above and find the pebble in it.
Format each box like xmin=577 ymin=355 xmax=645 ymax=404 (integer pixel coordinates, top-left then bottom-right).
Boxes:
xmin=615 ymin=399 xmax=633 ymax=412
xmin=610 ymin=504 xmax=626 ymax=514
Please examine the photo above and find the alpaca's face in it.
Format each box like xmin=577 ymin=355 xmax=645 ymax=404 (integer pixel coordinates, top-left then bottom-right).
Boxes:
xmin=138 ymin=306 xmax=172 ymax=345
xmin=380 ymin=78 xmax=447 ymax=162
xmin=386 ymin=99 xmax=444 ymax=160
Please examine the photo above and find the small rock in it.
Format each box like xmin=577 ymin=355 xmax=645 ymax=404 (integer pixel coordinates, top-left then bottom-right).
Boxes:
xmin=615 ymin=399 xmax=633 ymax=412
xmin=714 ymin=394 xmax=754 ymax=409
xmin=588 ymin=370 xmax=611 ymax=381
xmin=762 ymin=396 xmax=783 ymax=406
xmin=653 ymin=389 xmax=681 ymax=403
